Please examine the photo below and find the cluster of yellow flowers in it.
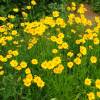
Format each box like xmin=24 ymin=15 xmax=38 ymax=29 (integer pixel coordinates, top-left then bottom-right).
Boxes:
xmin=0 ymin=50 xmax=18 ymax=63
xmin=10 ymin=59 xmax=45 ymax=88
xmin=23 ymin=69 xmax=45 ymax=88
xmin=12 ymin=0 xmax=36 ymax=18
xmin=0 ymin=1 xmax=99 ymax=91
xmin=50 ymin=33 xmax=69 ymax=49
xmin=84 ymin=78 xmax=100 ymax=100
xmin=33 ymin=75 xmax=45 ymax=88
xmin=41 ymin=57 xmax=61 ymax=70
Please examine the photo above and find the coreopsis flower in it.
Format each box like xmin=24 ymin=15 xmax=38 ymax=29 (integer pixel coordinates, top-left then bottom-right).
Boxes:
xmin=25 ymin=68 xmax=31 ymax=74
xmin=20 ymin=61 xmax=27 ymax=68
xmin=52 ymin=11 xmax=59 ymax=18
xmin=33 ymin=76 xmax=45 ymax=88
xmin=31 ymin=59 xmax=38 ymax=64
xmin=67 ymin=7 xmax=71 ymax=11
xmin=41 ymin=61 xmax=48 ymax=69
xmin=87 ymin=92 xmax=95 ymax=100
xmin=95 ymin=79 xmax=100 ymax=89
xmin=10 ymin=60 xmax=18 ymax=67
xmin=57 ymin=33 xmax=64 ymax=39
xmin=93 ymin=38 xmax=99 ymax=45
xmin=11 ymin=30 xmax=17 ymax=35
xmin=26 ymin=6 xmax=31 ymax=10
xmin=12 ymin=50 xmax=19 ymax=56
xmin=80 ymin=46 xmax=87 ymax=55
xmin=74 ymin=57 xmax=81 ymax=65
xmin=13 ymin=8 xmax=19 ymax=12
xmin=50 ymin=36 xmax=57 ymax=42
xmin=31 ymin=0 xmax=36 ymax=6
xmin=96 ymin=92 xmax=100 ymax=98
xmin=15 ymin=66 xmax=22 ymax=71
xmin=90 ymin=56 xmax=97 ymax=64
xmin=0 ymin=70 xmax=4 ymax=75
xmin=84 ymin=78 xmax=91 ymax=86
xmin=72 ymin=2 xmax=76 ymax=7
xmin=67 ymin=52 xmax=74 ymax=57
xmin=62 ymin=42 xmax=69 ymax=49
xmin=23 ymin=74 xmax=33 ymax=87
xmin=53 ymin=64 xmax=64 ymax=74
xmin=67 ymin=62 xmax=74 ymax=69
xmin=52 ymin=49 xmax=58 ymax=54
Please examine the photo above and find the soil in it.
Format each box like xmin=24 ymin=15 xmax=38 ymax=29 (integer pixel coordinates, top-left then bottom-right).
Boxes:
xmin=84 ymin=4 xmax=100 ymax=22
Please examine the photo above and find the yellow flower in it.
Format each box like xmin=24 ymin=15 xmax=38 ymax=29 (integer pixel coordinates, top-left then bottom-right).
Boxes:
xmin=31 ymin=59 xmax=38 ymax=64
xmin=50 ymin=36 xmax=57 ymax=42
xmin=11 ymin=30 xmax=17 ymax=35
xmin=6 ymin=54 xmax=12 ymax=59
xmin=10 ymin=60 xmax=18 ymax=67
xmin=62 ymin=42 xmax=69 ymax=49
xmin=13 ymin=8 xmax=19 ymax=12
xmin=67 ymin=52 xmax=74 ymax=57
xmin=33 ymin=76 xmax=41 ymax=83
xmin=75 ymin=40 xmax=81 ymax=45
xmin=22 ymin=12 xmax=28 ymax=18
xmin=52 ymin=57 xmax=61 ymax=66
xmin=67 ymin=7 xmax=71 ymax=11
xmin=26 ymin=6 xmax=31 ymax=10
xmin=0 ymin=66 xmax=3 ymax=70
xmin=97 ymin=92 xmax=100 ymax=98
xmin=37 ymin=80 xmax=45 ymax=88
xmin=41 ymin=61 xmax=48 ymax=69
xmin=6 ymin=36 xmax=13 ymax=41
xmin=74 ymin=57 xmax=81 ymax=65
xmin=56 ymin=17 xmax=66 ymax=28
xmin=53 ymin=64 xmax=64 ymax=74
xmin=24 ymin=81 xmax=31 ymax=87
xmin=26 ymin=74 xmax=33 ymax=81
xmin=12 ymin=50 xmax=19 ymax=56
xmin=80 ymin=46 xmax=87 ymax=55
xmin=15 ymin=66 xmax=22 ymax=71
xmin=67 ymin=62 xmax=74 ymax=69
xmin=52 ymin=49 xmax=58 ymax=54
xmin=8 ymin=50 xmax=13 ymax=55
xmin=33 ymin=76 xmax=45 ymax=88
xmin=25 ymin=68 xmax=31 ymax=74
xmin=93 ymin=38 xmax=99 ymax=45
xmin=95 ymin=79 xmax=100 ymax=89
xmin=58 ymin=33 xmax=64 ymax=38
xmin=23 ymin=77 xmax=31 ymax=83
xmin=46 ymin=61 xmax=54 ymax=70
xmin=71 ymin=29 xmax=76 ymax=33
xmin=1 ymin=57 xmax=7 ymax=62
xmin=71 ymin=6 xmax=76 ymax=11
xmin=20 ymin=61 xmax=27 ymax=68
xmin=52 ymin=11 xmax=59 ymax=17
xmin=8 ymin=15 xmax=15 ymax=19
xmin=77 ymin=53 xmax=82 ymax=57
xmin=0 ymin=70 xmax=4 ymax=75
xmin=58 ymin=45 xmax=63 ymax=49
xmin=87 ymin=92 xmax=95 ymax=100
xmin=13 ymin=41 xmax=18 ymax=45
xmin=31 ymin=0 xmax=36 ymax=6
xmin=77 ymin=4 xmax=87 ymax=14
xmin=56 ymin=38 xmax=63 ymax=44
xmin=84 ymin=78 xmax=91 ymax=86
xmin=72 ymin=2 xmax=76 ymax=7
xmin=90 ymin=56 xmax=97 ymax=63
